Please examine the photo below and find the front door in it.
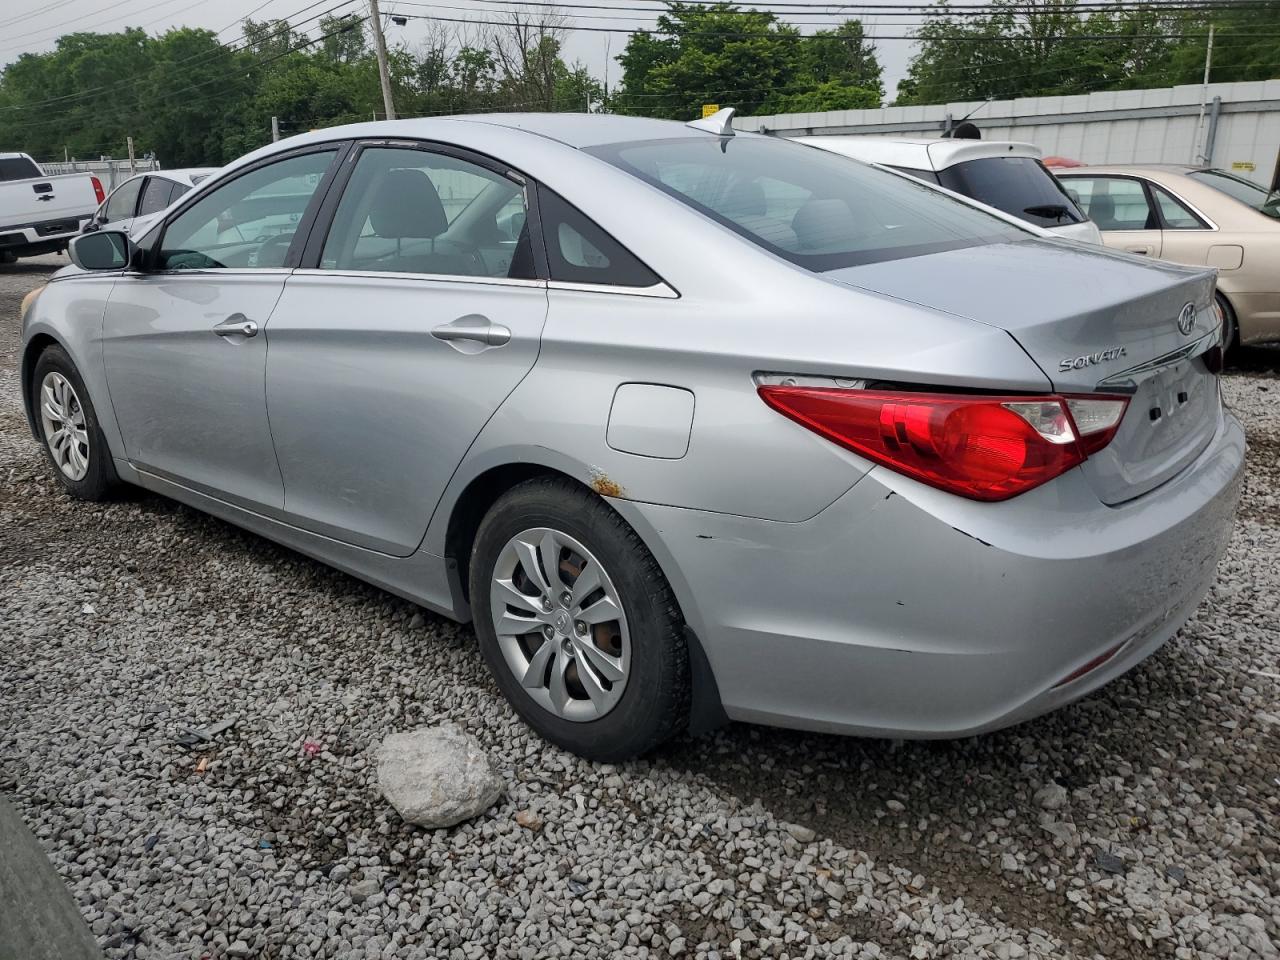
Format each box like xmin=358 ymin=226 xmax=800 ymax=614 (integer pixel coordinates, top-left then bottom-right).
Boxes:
xmin=101 ymin=147 xmax=340 ymax=511
xmin=264 ymin=143 xmax=548 ymax=556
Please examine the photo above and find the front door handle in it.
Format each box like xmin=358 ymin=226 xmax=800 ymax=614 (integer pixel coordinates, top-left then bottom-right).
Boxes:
xmin=431 ymin=314 xmax=511 ymax=347
xmin=213 ymin=315 xmax=258 ymax=338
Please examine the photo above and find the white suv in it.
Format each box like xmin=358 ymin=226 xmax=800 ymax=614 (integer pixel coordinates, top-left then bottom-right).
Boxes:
xmin=795 ymin=136 xmax=1102 ymax=244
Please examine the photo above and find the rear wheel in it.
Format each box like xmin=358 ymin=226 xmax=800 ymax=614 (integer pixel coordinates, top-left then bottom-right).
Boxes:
xmin=1215 ymin=292 xmax=1238 ymax=352
xmin=32 ymin=346 xmax=119 ymax=500
xmin=469 ymin=477 xmax=689 ymax=760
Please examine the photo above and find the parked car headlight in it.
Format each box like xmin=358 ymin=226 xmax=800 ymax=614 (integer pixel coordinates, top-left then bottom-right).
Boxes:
xmin=19 ymin=284 xmax=45 ymax=323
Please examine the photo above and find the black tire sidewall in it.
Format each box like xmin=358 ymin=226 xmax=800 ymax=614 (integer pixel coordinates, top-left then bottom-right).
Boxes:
xmin=470 ymin=478 xmax=688 ymax=761
xmin=32 ymin=345 xmax=117 ymax=500
xmin=1216 ymin=293 xmax=1238 ymax=350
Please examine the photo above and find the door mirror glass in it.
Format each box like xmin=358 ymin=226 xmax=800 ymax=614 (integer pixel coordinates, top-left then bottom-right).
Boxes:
xmin=69 ymin=230 xmax=133 ymax=270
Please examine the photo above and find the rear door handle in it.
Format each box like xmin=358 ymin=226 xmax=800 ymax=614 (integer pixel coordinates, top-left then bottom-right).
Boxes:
xmin=431 ymin=315 xmax=511 ymax=347
xmin=1125 ymin=246 xmax=1150 ymax=255
xmin=213 ymin=315 xmax=258 ymax=338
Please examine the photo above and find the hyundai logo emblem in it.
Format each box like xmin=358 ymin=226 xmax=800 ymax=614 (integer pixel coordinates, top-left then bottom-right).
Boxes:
xmin=1177 ymin=303 xmax=1196 ymax=336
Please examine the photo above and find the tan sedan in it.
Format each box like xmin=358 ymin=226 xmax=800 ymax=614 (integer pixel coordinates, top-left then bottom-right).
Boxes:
xmin=1056 ymin=165 xmax=1280 ymax=346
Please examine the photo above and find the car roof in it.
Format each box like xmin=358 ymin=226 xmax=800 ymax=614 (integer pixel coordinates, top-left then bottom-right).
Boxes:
xmin=793 ymin=136 xmax=1044 ymax=170
xmin=1055 ymin=164 xmax=1201 ymax=177
xmin=450 ymin=112 xmax=716 ymax=148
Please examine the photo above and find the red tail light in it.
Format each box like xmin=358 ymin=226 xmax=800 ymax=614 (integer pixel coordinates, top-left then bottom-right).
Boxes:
xmin=758 ymin=386 xmax=1129 ymax=501
xmin=90 ymin=175 xmax=105 ymax=205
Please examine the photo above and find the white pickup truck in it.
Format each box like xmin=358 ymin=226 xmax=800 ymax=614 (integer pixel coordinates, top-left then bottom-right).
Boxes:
xmin=0 ymin=152 xmax=104 ymax=262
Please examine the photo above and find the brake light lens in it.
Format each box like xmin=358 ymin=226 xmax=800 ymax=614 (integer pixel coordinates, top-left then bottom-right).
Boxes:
xmin=90 ymin=175 xmax=105 ymax=205
xmin=758 ymin=386 xmax=1129 ymax=501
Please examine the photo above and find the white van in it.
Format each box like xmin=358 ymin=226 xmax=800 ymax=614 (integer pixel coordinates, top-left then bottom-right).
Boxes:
xmin=794 ymin=136 xmax=1102 ymax=244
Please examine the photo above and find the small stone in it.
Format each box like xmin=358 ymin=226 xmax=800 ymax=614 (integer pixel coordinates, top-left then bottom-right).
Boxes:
xmin=885 ymin=800 xmax=905 ymax=813
xmin=785 ymin=823 xmax=816 ymax=843
xmin=227 ymin=940 xmax=251 ymax=958
xmin=1034 ymin=782 xmax=1069 ymax=810
xmin=350 ymin=878 xmax=380 ymax=903
xmin=1093 ymin=850 xmax=1126 ymax=875
xmin=409 ymin=612 xmax=426 ymax=628
xmin=514 ymin=810 xmax=544 ymax=832
xmin=1000 ymin=853 xmax=1019 ymax=872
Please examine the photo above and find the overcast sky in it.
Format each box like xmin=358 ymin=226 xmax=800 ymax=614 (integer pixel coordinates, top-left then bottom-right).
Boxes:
xmin=0 ymin=0 xmax=922 ymax=102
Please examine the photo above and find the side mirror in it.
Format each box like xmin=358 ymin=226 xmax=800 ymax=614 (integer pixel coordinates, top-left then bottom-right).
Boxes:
xmin=69 ymin=229 xmax=135 ymax=271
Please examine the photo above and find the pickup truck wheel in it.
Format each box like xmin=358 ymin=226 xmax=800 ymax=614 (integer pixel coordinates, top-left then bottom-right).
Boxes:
xmin=0 ymin=251 xmax=16 ymax=264
xmin=33 ymin=346 xmax=119 ymax=501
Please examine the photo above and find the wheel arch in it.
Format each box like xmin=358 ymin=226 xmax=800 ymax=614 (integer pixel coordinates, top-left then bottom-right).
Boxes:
xmin=435 ymin=454 xmax=728 ymax=736
xmin=20 ymin=332 xmax=64 ymax=438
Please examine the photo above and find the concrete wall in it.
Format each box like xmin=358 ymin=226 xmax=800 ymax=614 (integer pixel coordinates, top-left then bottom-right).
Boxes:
xmin=735 ymin=80 xmax=1280 ymax=187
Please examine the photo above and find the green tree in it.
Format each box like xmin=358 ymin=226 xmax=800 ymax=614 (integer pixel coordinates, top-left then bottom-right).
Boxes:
xmin=614 ymin=2 xmax=884 ymax=119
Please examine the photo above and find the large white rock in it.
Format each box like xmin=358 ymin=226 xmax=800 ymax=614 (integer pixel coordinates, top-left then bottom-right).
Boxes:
xmin=376 ymin=724 xmax=503 ymax=829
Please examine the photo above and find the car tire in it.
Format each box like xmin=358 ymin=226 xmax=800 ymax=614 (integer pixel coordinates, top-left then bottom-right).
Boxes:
xmin=1215 ymin=292 xmax=1238 ymax=351
xmin=469 ymin=476 xmax=689 ymax=761
xmin=32 ymin=345 xmax=119 ymax=501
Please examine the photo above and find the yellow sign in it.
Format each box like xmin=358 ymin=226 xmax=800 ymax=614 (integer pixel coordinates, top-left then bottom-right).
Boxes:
xmin=1232 ymin=161 xmax=1256 ymax=172
xmin=701 ymin=103 xmax=720 ymax=118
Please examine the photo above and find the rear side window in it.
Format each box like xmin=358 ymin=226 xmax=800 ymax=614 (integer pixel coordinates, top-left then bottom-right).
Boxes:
xmin=937 ymin=157 xmax=1086 ymax=227
xmin=1060 ymin=177 xmax=1156 ymax=231
xmin=0 ymin=156 xmax=41 ymax=181
xmin=537 ymin=187 xmax=660 ymax=287
xmin=588 ymin=136 xmax=1025 ymax=272
xmin=1153 ymin=186 xmax=1206 ymax=229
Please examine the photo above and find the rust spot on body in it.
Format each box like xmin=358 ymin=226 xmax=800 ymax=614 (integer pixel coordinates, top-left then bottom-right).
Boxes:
xmin=590 ymin=471 xmax=624 ymax=498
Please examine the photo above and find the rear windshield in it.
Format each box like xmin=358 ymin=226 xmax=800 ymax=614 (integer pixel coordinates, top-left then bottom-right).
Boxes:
xmin=586 ymin=137 xmax=1027 ymax=271
xmin=936 ymin=156 xmax=1086 ymax=228
xmin=0 ymin=156 xmax=41 ymax=181
xmin=1187 ymin=169 xmax=1279 ymax=220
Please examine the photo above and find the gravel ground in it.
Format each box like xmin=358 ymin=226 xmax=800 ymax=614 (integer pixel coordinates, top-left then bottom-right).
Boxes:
xmin=2 ymin=255 xmax=1278 ymax=960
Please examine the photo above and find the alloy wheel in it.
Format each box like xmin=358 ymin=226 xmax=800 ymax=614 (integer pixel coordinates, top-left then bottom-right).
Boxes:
xmin=489 ymin=526 xmax=630 ymax=722
xmin=39 ymin=371 xmax=90 ymax=481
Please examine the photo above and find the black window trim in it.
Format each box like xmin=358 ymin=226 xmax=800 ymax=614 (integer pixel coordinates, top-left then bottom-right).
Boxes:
xmin=297 ymin=138 xmax=550 ymax=286
xmin=135 ymin=140 xmax=354 ymax=273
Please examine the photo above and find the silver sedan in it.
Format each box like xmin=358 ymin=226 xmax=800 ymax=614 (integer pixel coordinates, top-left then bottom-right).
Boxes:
xmin=20 ymin=112 xmax=1243 ymax=760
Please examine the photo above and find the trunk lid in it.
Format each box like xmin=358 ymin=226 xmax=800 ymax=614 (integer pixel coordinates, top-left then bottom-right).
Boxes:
xmin=827 ymin=239 xmax=1221 ymax=504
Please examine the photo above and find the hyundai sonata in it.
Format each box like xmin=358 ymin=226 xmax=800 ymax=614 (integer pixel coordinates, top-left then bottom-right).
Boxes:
xmin=20 ymin=112 xmax=1243 ymax=760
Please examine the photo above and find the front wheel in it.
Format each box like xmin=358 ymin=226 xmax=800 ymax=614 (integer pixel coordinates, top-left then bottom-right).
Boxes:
xmin=469 ymin=477 xmax=689 ymax=761
xmin=32 ymin=345 xmax=119 ymax=500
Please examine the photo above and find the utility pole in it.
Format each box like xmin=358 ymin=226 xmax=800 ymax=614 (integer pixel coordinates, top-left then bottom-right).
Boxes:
xmin=271 ymin=116 xmax=280 ymax=142
xmin=369 ymin=0 xmax=397 ymax=121
xmin=1191 ymin=24 xmax=1215 ymax=163
xmin=126 ymin=136 xmax=136 ymax=175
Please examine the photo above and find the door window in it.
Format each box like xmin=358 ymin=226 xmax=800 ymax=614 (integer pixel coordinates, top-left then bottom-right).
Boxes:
xmin=537 ymin=187 xmax=660 ymax=287
xmin=102 ymin=177 xmax=144 ymax=223
xmin=137 ymin=177 xmax=176 ymax=217
xmin=1061 ymin=178 xmax=1155 ymax=231
xmin=157 ymin=150 xmax=336 ymax=270
xmin=319 ymin=146 xmax=534 ymax=279
xmin=1153 ymin=186 xmax=1206 ymax=229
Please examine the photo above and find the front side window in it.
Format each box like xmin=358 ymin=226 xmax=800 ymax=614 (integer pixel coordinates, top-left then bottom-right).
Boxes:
xmin=1153 ymin=186 xmax=1206 ymax=229
xmin=320 ymin=146 xmax=534 ymax=279
xmin=158 ymin=150 xmax=336 ymax=270
xmin=138 ymin=177 xmax=176 ymax=217
xmin=1060 ymin=177 xmax=1155 ymax=231
xmin=936 ymin=156 xmax=1086 ymax=227
xmin=588 ymin=137 xmax=1026 ymax=272
xmin=102 ymin=177 xmax=144 ymax=223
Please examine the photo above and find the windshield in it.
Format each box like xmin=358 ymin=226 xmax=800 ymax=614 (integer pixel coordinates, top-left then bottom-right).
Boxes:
xmin=1187 ymin=169 xmax=1280 ymax=220
xmin=586 ymin=137 xmax=1027 ymax=271
xmin=936 ymin=156 xmax=1087 ymax=227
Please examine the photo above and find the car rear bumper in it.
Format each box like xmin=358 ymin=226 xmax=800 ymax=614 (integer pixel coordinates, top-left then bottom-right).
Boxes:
xmin=0 ymin=216 xmax=90 ymax=251
xmin=620 ymin=404 xmax=1244 ymax=738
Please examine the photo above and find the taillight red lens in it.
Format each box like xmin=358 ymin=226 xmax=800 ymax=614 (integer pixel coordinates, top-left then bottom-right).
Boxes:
xmin=90 ymin=175 xmax=105 ymax=205
xmin=758 ymin=386 xmax=1128 ymax=501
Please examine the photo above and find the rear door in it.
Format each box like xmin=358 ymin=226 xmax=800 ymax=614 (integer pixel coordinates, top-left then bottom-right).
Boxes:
xmin=263 ymin=141 xmax=548 ymax=556
xmin=1060 ymin=175 xmax=1163 ymax=257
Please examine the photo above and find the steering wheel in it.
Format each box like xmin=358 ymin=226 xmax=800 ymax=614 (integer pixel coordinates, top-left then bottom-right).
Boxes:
xmin=250 ymin=233 xmax=295 ymax=268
